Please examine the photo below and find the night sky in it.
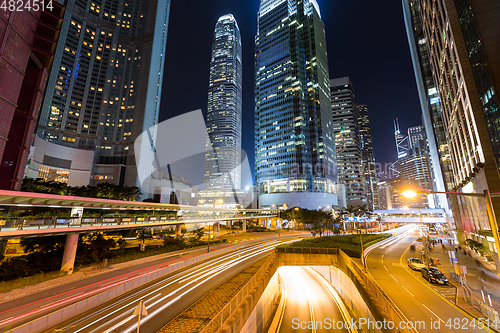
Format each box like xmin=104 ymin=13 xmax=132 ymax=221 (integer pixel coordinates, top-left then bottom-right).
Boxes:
xmin=159 ymin=0 xmax=423 ymax=184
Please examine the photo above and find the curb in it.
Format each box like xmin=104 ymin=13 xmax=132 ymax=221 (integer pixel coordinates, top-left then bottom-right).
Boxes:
xmin=399 ymin=239 xmax=498 ymax=333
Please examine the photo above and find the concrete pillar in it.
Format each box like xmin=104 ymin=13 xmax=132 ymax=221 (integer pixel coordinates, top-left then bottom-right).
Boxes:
xmin=216 ymin=222 xmax=220 ymax=237
xmin=271 ymin=218 xmax=277 ymax=229
xmin=61 ymin=233 xmax=79 ymax=274
xmin=379 ymin=222 xmax=383 ymax=232
xmin=176 ymin=224 xmax=182 ymax=237
xmin=243 ymin=220 xmax=246 ymax=232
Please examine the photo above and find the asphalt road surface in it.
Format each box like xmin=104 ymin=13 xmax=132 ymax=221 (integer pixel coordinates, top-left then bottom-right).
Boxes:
xmin=277 ymin=267 xmax=350 ymax=333
xmin=366 ymin=225 xmax=494 ymax=333
xmin=38 ymin=238 xmax=299 ymax=333
xmin=0 ymin=232 xmax=308 ymax=332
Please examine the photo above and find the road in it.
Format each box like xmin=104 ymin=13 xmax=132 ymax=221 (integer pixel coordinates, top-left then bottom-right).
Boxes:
xmin=0 ymin=232 xmax=307 ymax=332
xmin=276 ymin=267 xmax=351 ymax=333
xmin=27 ymin=238 xmax=300 ymax=333
xmin=366 ymin=225 xmax=493 ymax=333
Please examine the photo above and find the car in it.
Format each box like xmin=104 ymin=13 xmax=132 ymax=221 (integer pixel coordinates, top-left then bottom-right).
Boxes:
xmin=408 ymin=258 xmax=426 ymax=271
xmin=421 ymin=267 xmax=449 ymax=284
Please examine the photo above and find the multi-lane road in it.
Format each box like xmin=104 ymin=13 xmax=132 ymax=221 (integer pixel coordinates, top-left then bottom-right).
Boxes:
xmin=0 ymin=233 xmax=306 ymax=332
xmin=366 ymin=225 xmax=494 ymax=333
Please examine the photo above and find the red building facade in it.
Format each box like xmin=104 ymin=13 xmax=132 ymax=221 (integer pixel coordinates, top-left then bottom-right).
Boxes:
xmin=0 ymin=5 xmax=64 ymax=190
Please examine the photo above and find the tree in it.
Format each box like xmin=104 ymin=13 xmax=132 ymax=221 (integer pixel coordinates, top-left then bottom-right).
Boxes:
xmin=21 ymin=235 xmax=67 ymax=254
xmin=21 ymin=178 xmax=142 ymax=201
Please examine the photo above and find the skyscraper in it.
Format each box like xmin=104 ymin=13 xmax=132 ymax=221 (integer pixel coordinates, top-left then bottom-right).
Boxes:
xmin=0 ymin=5 xmax=64 ymax=190
xmin=407 ymin=125 xmax=424 ymax=149
xmin=331 ymin=77 xmax=366 ymax=207
xmin=358 ymin=105 xmax=379 ymax=210
xmin=204 ymin=14 xmax=242 ymax=192
xmin=254 ymin=0 xmax=338 ymax=210
xmin=403 ymin=0 xmax=500 ymax=230
xmin=27 ymin=0 xmax=171 ymax=192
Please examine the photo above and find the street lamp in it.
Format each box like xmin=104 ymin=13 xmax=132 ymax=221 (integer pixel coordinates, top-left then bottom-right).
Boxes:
xmin=403 ymin=187 xmax=500 ymax=278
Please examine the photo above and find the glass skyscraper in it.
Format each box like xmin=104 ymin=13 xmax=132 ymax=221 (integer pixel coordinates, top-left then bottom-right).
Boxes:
xmin=28 ymin=0 xmax=170 ymax=191
xmin=403 ymin=0 xmax=500 ymax=236
xmin=357 ymin=105 xmax=378 ymax=210
xmin=204 ymin=14 xmax=243 ymax=192
xmin=330 ymin=77 xmax=366 ymax=207
xmin=255 ymin=0 xmax=338 ymax=210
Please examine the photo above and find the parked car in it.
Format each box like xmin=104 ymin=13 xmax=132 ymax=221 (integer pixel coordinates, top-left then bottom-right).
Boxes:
xmin=408 ymin=258 xmax=426 ymax=271
xmin=421 ymin=267 xmax=449 ymax=284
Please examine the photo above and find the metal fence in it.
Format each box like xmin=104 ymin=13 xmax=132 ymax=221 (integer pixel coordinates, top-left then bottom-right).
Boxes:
xmin=337 ymin=251 xmax=418 ymax=333
xmin=449 ymin=272 xmax=500 ymax=324
xmin=199 ymin=253 xmax=275 ymax=333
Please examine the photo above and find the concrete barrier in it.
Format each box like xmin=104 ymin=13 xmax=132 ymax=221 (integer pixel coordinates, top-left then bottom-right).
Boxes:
xmin=239 ymin=269 xmax=281 ymax=333
xmin=210 ymin=249 xmax=417 ymax=333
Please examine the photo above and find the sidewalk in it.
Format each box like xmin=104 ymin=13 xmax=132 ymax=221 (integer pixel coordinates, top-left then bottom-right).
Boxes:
xmin=417 ymin=239 xmax=500 ymax=314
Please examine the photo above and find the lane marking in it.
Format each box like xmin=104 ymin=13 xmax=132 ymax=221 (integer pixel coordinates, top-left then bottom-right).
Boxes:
xmin=422 ymin=304 xmax=444 ymax=323
xmin=401 ymin=286 xmax=415 ymax=298
xmin=389 ymin=274 xmax=398 ymax=282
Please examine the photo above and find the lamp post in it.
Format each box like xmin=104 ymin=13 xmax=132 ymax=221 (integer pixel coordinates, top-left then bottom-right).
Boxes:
xmin=403 ymin=188 xmax=500 ymax=278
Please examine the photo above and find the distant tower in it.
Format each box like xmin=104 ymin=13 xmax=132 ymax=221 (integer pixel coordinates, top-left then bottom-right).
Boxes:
xmin=330 ymin=77 xmax=366 ymax=206
xmin=204 ymin=14 xmax=243 ymax=191
xmin=357 ymin=105 xmax=379 ymax=210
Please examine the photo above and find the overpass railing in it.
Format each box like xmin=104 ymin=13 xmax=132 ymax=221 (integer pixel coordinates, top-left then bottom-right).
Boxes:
xmin=0 ymin=214 xmax=276 ymax=232
xmin=275 ymin=247 xmax=339 ymax=255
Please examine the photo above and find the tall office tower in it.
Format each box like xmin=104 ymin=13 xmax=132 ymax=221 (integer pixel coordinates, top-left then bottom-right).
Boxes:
xmin=357 ymin=105 xmax=378 ymax=210
xmin=204 ymin=14 xmax=242 ymax=192
xmin=27 ymin=0 xmax=170 ymax=192
xmin=408 ymin=125 xmax=425 ymax=149
xmin=403 ymin=0 xmax=500 ymax=230
xmin=255 ymin=0 xmax=338 ymax=210
xmin=0 ymin=6 xmax=64 ymax=191
xmin=331 ymin=77 xmax=366 ymax=207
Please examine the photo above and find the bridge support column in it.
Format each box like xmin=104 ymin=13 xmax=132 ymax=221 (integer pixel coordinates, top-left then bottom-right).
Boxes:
xmin=271 ymin=218 xmax=277 ymax=229
xmin=379 ymin=222 xmax=383 ymax=232
xmin=176 ymin=224 xmax=182 ymax=237
xmin=61 ymin=233 xmax=79 ymax=274
xmin=216 ymin=222 xmax=220 ymax=237
xmin=242 ymin=220 xmax=246 ymax=232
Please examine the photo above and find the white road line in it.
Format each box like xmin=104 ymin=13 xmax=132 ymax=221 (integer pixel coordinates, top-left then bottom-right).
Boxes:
xmin=402 ymin=286 xmax=415 ymax=297
xmin=422 ymin=304 xmax=444 ymax=323
xmin=67 ymin=240 xmax=283 ymax=333
xmin=389 ymin=274 xmax=398 ymax=282
xmin=384 ymin=266 xmax=388 ymax=272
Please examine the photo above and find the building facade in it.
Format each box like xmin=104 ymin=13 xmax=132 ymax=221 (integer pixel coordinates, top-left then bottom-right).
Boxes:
xmin=28 ymin=0 xmax=171 ymax=192
xmin=357 ymin=105 xmax=378 ymax=210
xmin=407 ymin=125 xmax=424 ymax=149
xmin=331 ymin=77 xmax=366 ymax=206
xmin=204 ymin=14 xmax=242 ymax=192
xmin=0 ymin=5 xmax=64 ymax=190
xmin=403 ymin=0 xmax=500 ymax=235
xmin=254 ymin=0 xmax=338 ymax=210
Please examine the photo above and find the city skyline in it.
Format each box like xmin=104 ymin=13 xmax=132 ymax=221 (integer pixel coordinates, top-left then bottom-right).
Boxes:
xmin=160 ymin=0 xmax=424 ymax=187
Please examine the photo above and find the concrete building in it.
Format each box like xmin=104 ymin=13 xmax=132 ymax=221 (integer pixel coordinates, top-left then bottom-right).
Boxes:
xmin=331 ymin=77 xmax=366 ymax=206
xmin=254 ymin=0 xmax=338 ymax=210
xmin=28 ymin=0 xmax=171 ymax=195
xmin=407 ymin=125 xmax=425 ymax=149
xmin=403 ymin=0 xmax=500 ymax=233
xmin=0 ymin=5 xmax=64 ymax=190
